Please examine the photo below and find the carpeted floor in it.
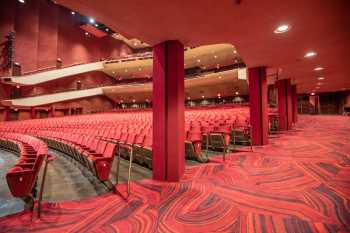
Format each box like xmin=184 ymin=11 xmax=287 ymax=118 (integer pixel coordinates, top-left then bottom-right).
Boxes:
xmin=0 ymin=115 xmax=349 ymax=233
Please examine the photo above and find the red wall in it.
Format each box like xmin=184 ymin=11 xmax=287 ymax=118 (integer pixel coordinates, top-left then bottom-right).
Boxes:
xmin=0 ymin=0 xmax=133 ymax=120
xmin=0 ymin=0 xmax=133 ymax=74
xmin=52 ymin=96 xmax=115 ymax=115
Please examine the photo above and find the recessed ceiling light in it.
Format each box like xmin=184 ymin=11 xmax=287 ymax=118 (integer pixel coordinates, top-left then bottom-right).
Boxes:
xmin=235 ymin=91 xmax=239 ymax=95
xmin=202 ymin=95 xmax=205 ymax=99
xmin=187 ymin=97 xmax=191 ymax=100
xmin=317 ymin=77 xmax=325 ymax=80
xmin=218 ymin=76 xmax=222 ymax=79
xmin=310 ymin=92 xmax=315 ymax=96
xmin=85 ymin=32 xmax=89 ymax=36
xmin=314 ymin=67 xmax=324 ymax=71
xmin=217 ymin=93 xmax=221 ymax=96
xmin=197 ymin=59 xmax=201 ymax=63
xmin=274 ymin=24 xmax=290 ymax=34
xmin=214 ymin=55 xmax=217 ymax=59
xmin=233 ymin=50 xmax=237 ymax=54
xmin=71 ymin=11 xmax=76 ymax=15
xmin=304 ymin=51 xmax=317 ymax=58
xmin=18 ymin=0 xmax=25 ymax=3
xmin=89 ymin=18 xmax=95 ymax=24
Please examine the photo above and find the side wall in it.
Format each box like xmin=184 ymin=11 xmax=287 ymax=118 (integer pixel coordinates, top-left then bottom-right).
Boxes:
xmin=0 ymin=0 xmax=133 ymax=120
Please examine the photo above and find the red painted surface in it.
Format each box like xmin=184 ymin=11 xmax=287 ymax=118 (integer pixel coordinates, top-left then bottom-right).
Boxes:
xmin=292 ymin=85 xmax=298 ymax=123
xmin=14 ymin=0 xmax=40 ymax=73
xmin=152 ymin=41 xmax=185 ymax=182
xmin=37 ymin=0 xmax=59 ymax=70
xmin=248 ymin=67 xmax=268 ymax=146
xmin=277 ymin=79 xmax=293 ymax=130
xmin=0 ymin=0 xmax=15 ymax=77
xmin=31 ymin=107 xmax=36 ymax=119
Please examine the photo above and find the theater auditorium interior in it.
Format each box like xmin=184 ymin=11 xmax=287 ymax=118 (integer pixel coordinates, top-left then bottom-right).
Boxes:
xmin=0 ymin=0 xmax=349 ymax=232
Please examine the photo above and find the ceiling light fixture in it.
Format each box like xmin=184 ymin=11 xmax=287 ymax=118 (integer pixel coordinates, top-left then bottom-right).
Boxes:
xmin=214 ymin=55 xmax=217 ymax=59
xmin=314 ymin=67 xmax=324 ymax=71
xmin=197 ymin=59 xmax=201 ymax=63
xmin=18 ymin=0 xmax=25 ymax=3
xmin=304 ymin=51 xmax=317 ymax=58
xmin=310 ymin=92 xmax=315 ymax=96
xmin=89 ymin=18 xmax=95 ymax=24
xmin=317 ymin=77 xmax=325 ymax=80
xmin=274 ymin=24 xmax=290 ymax=34
xmin=202 ymin=95 xmax=205 ymax=99
xmin=85 ymin=32 xmax=89 ymax=36
xmin=235 ymin=91 xmax=239 ymax=95
xmin=71 ymin=11 xmax=76 ymax=15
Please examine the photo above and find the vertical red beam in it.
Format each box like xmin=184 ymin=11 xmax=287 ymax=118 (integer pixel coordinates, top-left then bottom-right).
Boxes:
xmin=4 ymin=107 xmax=9 ymax=121
xmin=276 ymin=79 xmax=293 ymax=130
xmin=248 ymin=67 xmax=268 ymax=145
xmin=291 ymin=85 xmax=298 ymax=123
xmin=49 ymin=106 xmax=55 ymax=118
xmin=31 ymin=107 xmax=36 ymax=119
xmin=152 ymin=41 xmax=185 ymax=182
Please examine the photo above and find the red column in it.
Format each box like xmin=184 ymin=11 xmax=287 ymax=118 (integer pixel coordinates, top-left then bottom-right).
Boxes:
xmin=291 ymin=85 xmax=298 ymax=123
xmin=248 ymin=67 xmax=268 ymax=145
xmin=49 ymin=106 xmax=55 ymax=117
xmin=276 ymin=79 xmax=293 ymax=130
xmin=4 ymin=107 xmax=10 ymax=121
xmin=31 ymin=107 xmax=36 ymax=119
xmin=152 ymin=40 xmax=185 ymax=182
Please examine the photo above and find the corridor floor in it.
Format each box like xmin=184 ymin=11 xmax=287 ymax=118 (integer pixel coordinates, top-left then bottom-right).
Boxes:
xmin=0 ymin=115 xmax=349 ymax=233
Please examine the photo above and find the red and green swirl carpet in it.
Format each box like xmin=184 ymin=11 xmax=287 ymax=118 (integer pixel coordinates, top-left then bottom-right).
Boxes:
xmin=0 ymin=115 xmax=349 ymax=233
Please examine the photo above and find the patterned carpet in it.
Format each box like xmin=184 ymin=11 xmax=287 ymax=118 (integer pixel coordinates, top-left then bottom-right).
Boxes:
xmin=0 ymin=115 xmax=349 ymax=233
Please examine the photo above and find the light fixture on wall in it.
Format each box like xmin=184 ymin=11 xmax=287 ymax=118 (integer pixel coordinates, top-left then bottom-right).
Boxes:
xmin=304 ymin=51 xmax=317 ymax=58
xmin=274 ymin=24 xmax=290 ymax=34
xmin=314 ymin=67 xmax=324 ymax=71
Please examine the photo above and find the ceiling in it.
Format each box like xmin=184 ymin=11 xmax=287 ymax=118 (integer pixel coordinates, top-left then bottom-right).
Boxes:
xmin=56 ymin=0 xmax=350 ymax=94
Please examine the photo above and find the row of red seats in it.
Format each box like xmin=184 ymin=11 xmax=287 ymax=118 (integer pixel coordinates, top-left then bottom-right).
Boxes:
xmin=29 ymin=131 xmax=117 ymax=181
xmin=0 ymin=133 xmax=47 ymax=198
xmin=0 ymin=107 xmax=252 ymax=168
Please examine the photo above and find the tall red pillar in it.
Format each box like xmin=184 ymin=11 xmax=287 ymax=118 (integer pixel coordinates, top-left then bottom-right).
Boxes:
xmin=152 ymin=41 xmax=185 ymax=182
xmin=49 ymin=106 xmax=55 ymax=118
xmin=276 ymin=79 xmax=293 ymax=130
xmin=31 ymin=107 xmax=36 ymax=119
xmin=4 ymin=107 xmax=10 ymax=121
xmin=291 ymin=85 xmax=298 ymax=123
xmin=248 ymin=67 xmax=268 ymax=146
